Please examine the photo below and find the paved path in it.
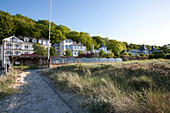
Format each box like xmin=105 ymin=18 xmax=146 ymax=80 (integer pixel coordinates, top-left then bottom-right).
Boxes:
xmin=0 ymin=70 xmax=73 ymax=113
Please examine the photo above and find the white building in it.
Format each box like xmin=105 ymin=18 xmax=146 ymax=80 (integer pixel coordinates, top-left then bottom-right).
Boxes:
xmin=0 ymin=36 xmax=50 ymax=66
xmin=127 ymin=44 xmax=160 ymax=55
xmin=88 ymin=43 xmax=111 ymax=54
xmin=52 ymin=39 xmax=86 ymax=57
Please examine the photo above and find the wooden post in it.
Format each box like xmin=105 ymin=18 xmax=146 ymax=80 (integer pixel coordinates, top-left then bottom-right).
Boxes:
xmin=78 ymin=57 xmax=79 ymax=63
xmin=5 ymin=63 xmax=7 ymax=75
xmin=99 ymin=58 xmax=100 ymax=63
xmin=107 ymin=58 xmax=109 ymax=63
xmin=115 ymin=58 xmax=116 ymax=62
xmin=89 ymin=58 xmax=91 ymax=63
xmin=65 ymin=57 xmax=66 ymax=63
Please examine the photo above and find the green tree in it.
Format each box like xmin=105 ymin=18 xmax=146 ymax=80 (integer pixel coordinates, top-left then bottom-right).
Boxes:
xmin=104 ymin=52 xmax=114 ymax=58
xmin=64 ymin=49 xmax=72 ymax=56
xmin=92 ymin=36 xmax=106 ymax=49
xmin=78 ymin=51 xmax=84 ymax=55
xmin=33 ymin=43 xmax=48 ymax=56
xmin=50 ymin=47 xmax=57 ymax=56
xmin=99 ymin=50 xmax=106 ymax=58
xmin=106 ymin=40 xmax=126 ymax=56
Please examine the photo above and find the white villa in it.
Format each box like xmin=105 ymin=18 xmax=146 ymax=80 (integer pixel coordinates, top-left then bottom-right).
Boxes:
xmin=52 ymin=39 xmax=86 ymax=57
xmin=127 ymin=44 xmax=160 ymax=55
xmin=90 ymin=43 xmax=111 ymax=54
xmin=0 ymin=36 xmax=51 ymax=66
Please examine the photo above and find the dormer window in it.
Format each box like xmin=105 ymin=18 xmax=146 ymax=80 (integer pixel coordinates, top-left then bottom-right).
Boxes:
xmin=24 ymin=38 xmax=29 ymax=42
xmin=33 ymin=39 xmax=37 ymax=43
xmin=41 ymin=40 xmax=43 ymax=44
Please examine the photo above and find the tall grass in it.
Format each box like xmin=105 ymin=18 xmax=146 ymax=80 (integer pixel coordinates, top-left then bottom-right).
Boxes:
xmin=42 ymin=59 xmax=170 ymax=113
xmin=0 ymin=69 xmax=20 ymax=99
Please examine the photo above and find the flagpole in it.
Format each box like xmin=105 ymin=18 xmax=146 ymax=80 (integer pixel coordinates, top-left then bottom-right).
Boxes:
xmin=48 ymin=0 xmax=52 ymax=68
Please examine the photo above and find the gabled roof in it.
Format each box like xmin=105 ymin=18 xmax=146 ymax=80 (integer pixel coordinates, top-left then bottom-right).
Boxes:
xmin=151 ymin=46 xmax=156 ymax=51
xmin=18 ymin=36 xmax=34 ymax=40
xmin=4 ymin=36 xmax=23 ymax=42
xmin=99 ymin=43 xmax=106 ymax=48
xmin=140 ymin=44 xmax=148 ymax=51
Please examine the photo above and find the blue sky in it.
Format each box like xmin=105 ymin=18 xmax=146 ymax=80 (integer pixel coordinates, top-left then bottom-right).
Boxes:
xmin=0 ymin=0 xmax=170 ymax=46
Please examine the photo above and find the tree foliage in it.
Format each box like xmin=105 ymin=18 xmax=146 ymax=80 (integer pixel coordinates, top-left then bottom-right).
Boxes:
xmin=33 ymin=43 xmax=48 ymax=56
xmin=0 ymin=10 xmax=165 ymax=56
xmin=50 ymin=47 xmax=57 ymax=56
xmin=64 ymin=49 xmax=72 ymax=56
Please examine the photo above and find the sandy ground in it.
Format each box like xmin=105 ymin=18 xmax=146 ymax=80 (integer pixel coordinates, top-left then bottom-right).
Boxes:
xmin=0 ymin=70 xmax=73 ymax=113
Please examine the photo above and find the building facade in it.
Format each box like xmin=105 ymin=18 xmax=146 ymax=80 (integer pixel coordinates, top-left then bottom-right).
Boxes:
xmin=0 ymin=36 xmax=50 ymax=66
xmin=127 ymin=44 xmax=160 ymax=55
xmin=52 ymin=39 xmax=86 ymax=57
xmin=88 ymin=43 xmax=111 ymax=54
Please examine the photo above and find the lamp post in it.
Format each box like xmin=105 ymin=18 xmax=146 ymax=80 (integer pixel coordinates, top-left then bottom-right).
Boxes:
xmin=48 ymin=0 xmax=52 ymax=68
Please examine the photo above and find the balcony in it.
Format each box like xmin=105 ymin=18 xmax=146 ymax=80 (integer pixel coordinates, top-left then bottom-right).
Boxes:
xmin=13 ymin=47 xmax=21 ymax=50
xmin=21 ymin=48 xmax=34 ymax=51
xmin=4 ymin=47 xmax=21 ymax=50
xmin=5 ymin=47 xmax=13 ymax=50
xmin=4 ymin=40 xmax=22 ymax=43
xmin=5 ymin=54 xmax=12 ymax=56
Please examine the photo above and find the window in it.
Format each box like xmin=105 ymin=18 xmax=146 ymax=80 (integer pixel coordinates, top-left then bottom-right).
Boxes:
xmin=69 ymin=40 xmax=71 ymax=43
xmin=16 ymin=52 xmax=19 ymax=55
xmin=25 ymin=46 xmax=28 ymax=49
xmin=7 ymin=44 xmax=12 ymax=49
xmin=74 ymin=52 xmax=76 ymax=55
xmin=24 ymin=52 xmax=29 ymax=54
xmin=65 ymin=40 xmax=68 ymax=43
xmin=33 ymin=39 xmax=37 ymax=42
xmin=6 ymin=51 xmax=12 ymax=55
xmin=69 ymin=45 xmax=72 ymax=49
xmin=65 ymin=45 xmax=68 ymax=49
xmin=24 ymin=38 xmax=29 ymax=42
xmin=41 ymin=40 xmax=43 ymax=44
xmin=46 ymin=41 xmax=48 ymax=44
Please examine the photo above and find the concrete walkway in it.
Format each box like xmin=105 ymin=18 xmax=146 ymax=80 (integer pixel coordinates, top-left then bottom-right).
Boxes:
xmin=0 ymin=70 xmax=73 ymax=113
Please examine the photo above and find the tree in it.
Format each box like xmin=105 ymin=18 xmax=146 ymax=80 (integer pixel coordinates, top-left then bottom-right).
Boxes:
xmin=104 ymin=52 xmax=114 ymax=58
xmin=33 ymin=43 xmax=48 ymax=56
xmin=106 ymin=40 xmax=126 ymax=56
xmin=99 ymin=50 xmax=106 ymax=58
xmin=78 ymin=51 xmax=84 ymax=55
xmin=64 ymin=49 xmax=72 ymax=56
xmin=92 ymin=36 xmax=106 ymax=49
xmin=50 ymin=47 xmax=57 ymax=56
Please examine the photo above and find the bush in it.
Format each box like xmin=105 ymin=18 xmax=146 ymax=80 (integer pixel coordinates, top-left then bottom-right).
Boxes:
xmin=123 ymin=52 xmax=128 ymax=55
xmin=128 ymin=52 xmax=133 ymax=56
xmin=149 ymin=52 xmax=166 ymax=59
xmin=140 ymin=53 xmax=145 ymax=56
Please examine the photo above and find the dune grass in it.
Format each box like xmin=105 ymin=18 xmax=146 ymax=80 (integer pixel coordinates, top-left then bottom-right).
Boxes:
xmin=42 ymin=59 xmax=170 ymax=113
xmin=0 ymin=69 xmax=21 ymax=99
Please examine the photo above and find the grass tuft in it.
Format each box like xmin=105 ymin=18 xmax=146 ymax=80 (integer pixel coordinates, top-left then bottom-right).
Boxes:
xmin=42 ymin=59 xmax=170 ymax=113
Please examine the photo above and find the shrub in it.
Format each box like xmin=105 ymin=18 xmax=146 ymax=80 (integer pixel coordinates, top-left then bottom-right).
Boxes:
xmin=140 ymin=53 xmax=145 ymax=56
xmin=128 ymin=52 xmax=133 ymax=56
xmin=123 ymin=52 xmax=128 ymax=55
xmin=149 ymin=52 xmax=166 ymax=59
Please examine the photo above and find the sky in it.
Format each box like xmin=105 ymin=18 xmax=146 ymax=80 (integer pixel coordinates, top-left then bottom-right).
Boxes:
xmin=0 ymin=0 xmax=170 ymax=46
